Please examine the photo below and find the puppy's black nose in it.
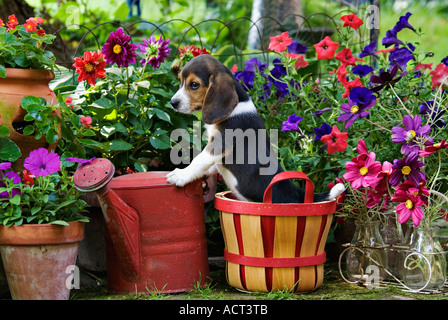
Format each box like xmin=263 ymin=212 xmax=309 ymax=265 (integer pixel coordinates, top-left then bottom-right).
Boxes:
xmin=170 ymin=99 xmax=180 ymax=109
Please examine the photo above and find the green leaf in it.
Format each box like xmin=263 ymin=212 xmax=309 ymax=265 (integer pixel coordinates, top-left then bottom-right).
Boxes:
xmin=0 ymin=65 xmax=6 ymax=78
xmin=153 ymin=108 xmax=171 ymax=122
xmin=109 ymin=139 xmax=133 ymax=151
xmin=10 ymin=194 xmax=21 ymax=206
xmin=92 ymin=98 xmax=115 ymax=109
xmin=23 ymin=125 xmax=35 ymax=136
xmin=50 ymin=220 xmax=70 ymax=226
xmin=0 ymin=137 xmax=21 ymax=162
xmin=0 ymin=125 xmax=10 ymax=137
xmin=21 ymin=96 xmax=43 ymax=108
xmin=149 ymin=134 xmax=171 ymax=149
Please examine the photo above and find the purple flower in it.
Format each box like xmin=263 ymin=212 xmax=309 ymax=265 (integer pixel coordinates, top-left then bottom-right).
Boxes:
xmin=138 ymin=35 xmax=171 ymax=70
xmin=337 ymin=87 xmax=375 ymax=129
xmin=23 ymin=148 xmax=61 ymax=177
xmin=102 ymin=27 xmax=138 ymax=68
xmin=382 ymin=30 xmax=403 ymax=48
xmin=392 ymin=115 xmax=431 ymax=155
xmin=392 ymin=12 xmax=415 ymax=33
xmin=419 ymin=100 xmax=446 ymax=129
xmin=370 ymin=63 xmax=407 ymax=92
xmin=442 ymin=56 xmax=448 ymax=66
xmin=313 ymin=107 xmax=331 ymax=117
xmin=282 ymin=114 xmax=303 ymax=132
xmin=359 ymin=41 xmax=378 ymax=58
xmin=348 ymin=86 xmax=376 ymax=106
xmin=352 ymin=64 xmax=374 ymax=78
xmin=270 ymin=59 xmax=287 ymax=79
xmin=288 ymin=40 xmax=308 ymax=54
xmin=65 ymin=157 xmax=96 ymax=165
xmin=314 ymin=122 xmax=332 ymax=141
xmin=0 ymin=162 xmax=11 ymax=171
xmin=235 ymin=57 xmax=267 ymax=91
xmin=0 ymin=170 xmax=20 ymax=199
xmin=389 ymin=47 xmax=414 ymax=69
xmin=389 ymin=151 xmax=425 ymax=186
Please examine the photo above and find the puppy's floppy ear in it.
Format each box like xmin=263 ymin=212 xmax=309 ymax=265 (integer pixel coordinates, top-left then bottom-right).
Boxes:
xmin=202 ymin=73 xmax=239 ymax=124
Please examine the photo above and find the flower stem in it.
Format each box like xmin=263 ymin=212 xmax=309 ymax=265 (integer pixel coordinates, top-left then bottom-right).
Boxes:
xmin=389 ymin=84 xmax=412 ymax=116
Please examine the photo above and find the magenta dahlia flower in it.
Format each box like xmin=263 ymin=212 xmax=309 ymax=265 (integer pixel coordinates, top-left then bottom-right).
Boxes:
xmin=138 ymin=35 xmax=171 ymax=70
xmin=102 ymin=27 xmax=138 ymax=68
xmin=23 ymin=148 xmax=61 ymax=177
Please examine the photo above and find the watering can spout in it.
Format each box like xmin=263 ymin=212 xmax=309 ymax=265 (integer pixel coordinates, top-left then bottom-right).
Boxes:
xmin=73 ymin=158 xmax=140 ymax=281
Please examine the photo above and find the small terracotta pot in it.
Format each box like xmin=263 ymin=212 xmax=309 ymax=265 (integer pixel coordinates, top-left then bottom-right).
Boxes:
xmin=0 ymin=68 xmax=59 ymax=171
xmin=0 ymin=222 xmax=85 ymax=300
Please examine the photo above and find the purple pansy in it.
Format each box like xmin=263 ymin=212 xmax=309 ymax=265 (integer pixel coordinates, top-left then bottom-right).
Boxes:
xmin=314 ymin=122 xmax=332 ymax=141
xmin=102 ymin=27 xmax=138 ymax=68
xmin=337 ymin=87 xmax=376 ymax=129
xmin=281 ymin=114 xmax=303 ymax=132
xmin=352 ymin=64 xmax=374 ymax=78
xmin=23 ymin=148 xmax=61 ymax=177
xmin=359 ymin=41 xmax=378 ymax=58
xmin=138 ymin=35 xmax=171 ymax=70
xmin=389 ymin=151 xmax=425 ymax=186
xmin=391 ymin=115 xmax=432 ymax=155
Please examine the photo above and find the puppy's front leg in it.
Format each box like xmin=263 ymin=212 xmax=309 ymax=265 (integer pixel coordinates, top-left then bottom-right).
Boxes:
xmin=167 ymin=151 xmax=217 ymax=187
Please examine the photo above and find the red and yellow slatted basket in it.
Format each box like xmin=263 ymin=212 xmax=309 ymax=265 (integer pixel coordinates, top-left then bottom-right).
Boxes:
xmin=214 ymin=171 xmax=336 ymax=293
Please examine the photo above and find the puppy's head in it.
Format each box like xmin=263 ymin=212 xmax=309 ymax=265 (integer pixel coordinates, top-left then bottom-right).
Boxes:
xmin=170 ymin=55 xmax=239 ymax=124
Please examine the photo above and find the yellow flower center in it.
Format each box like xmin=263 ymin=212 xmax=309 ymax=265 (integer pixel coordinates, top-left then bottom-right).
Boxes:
xmin=113 ymin=44 xmax=122 ymax=54
xmin=433 ymin=142 xmax=441 ymax=148
xmin=405 ymin=199 xmax=414 ymax=209
xmin=84 ymin=63 xmax=94 ymax=72
xmin=401 ymin=166 xmax=411 ymax=175
xmin=359 ymin=166 xmax=368 ymax=176
xmin=350 ymin=105 xmax=359 ymax=114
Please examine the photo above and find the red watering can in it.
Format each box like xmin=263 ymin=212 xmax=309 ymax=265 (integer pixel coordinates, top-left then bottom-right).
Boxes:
xmin=73 ymin=158 xmax=209 ymax=293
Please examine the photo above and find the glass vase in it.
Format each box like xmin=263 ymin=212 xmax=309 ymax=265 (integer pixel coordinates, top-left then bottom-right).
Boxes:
xmin=345 ymin=220 xmax=388 ymax=286
xmin=402 ymin=226 xmax=447 ymax=291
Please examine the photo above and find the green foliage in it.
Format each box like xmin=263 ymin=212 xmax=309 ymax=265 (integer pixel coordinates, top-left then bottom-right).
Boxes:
xmin=0 ymin=25 xmax=56 ymax=73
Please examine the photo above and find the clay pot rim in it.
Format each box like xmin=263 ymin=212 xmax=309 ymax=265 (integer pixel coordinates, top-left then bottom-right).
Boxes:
xmin=0 ymin=221 xmax=85 ymax=246
xmin=4 ymin=68 xmax=55 ymax=81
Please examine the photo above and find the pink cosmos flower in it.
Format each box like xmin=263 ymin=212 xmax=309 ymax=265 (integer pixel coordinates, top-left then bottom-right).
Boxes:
xmin=392 ymin=189 xmax=425 ymax=226
xmin=343 ymin=152 xmax=382 ymax=189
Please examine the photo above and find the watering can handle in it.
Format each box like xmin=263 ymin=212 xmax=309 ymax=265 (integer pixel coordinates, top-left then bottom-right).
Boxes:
xmin=263 ymin=171 xmax=314 ymax=204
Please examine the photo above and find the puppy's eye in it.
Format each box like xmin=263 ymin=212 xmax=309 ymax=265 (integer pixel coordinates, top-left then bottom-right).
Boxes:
xmin=190 ymin=82 xmax=200 ymax=90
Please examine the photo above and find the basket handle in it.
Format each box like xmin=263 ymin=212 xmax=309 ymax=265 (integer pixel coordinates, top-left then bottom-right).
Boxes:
xmin=263 ymin=171 xmax=314 ymax=204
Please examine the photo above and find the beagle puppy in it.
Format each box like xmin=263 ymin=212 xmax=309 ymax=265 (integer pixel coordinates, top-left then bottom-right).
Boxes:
xmin=167 ymin=54 xmax=345 ymax=203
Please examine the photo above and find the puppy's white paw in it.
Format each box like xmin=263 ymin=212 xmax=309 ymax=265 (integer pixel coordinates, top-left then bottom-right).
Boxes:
xmin=329 ymin=183 xmax=345 ymax=200
xmin=166 ymin=168 xmax=191 ymax=187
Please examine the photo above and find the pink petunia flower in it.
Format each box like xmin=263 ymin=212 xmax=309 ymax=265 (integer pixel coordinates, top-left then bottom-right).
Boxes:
xmin=314 ymin=36 xmax=339 ymax=60
xmin=268 ymin=31 xmax=293 ymax=53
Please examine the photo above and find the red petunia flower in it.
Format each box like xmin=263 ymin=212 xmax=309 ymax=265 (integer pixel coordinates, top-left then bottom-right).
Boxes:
xmin=72 ymin=50 xmax=107 ymax=87
xmin=314 ymin=36 xmax=339 ymax=60
xmin=336 ymin=64 xmax=348 ymax=85
xmin=342 ymin=77 xmax=363 ymax=99
xmin=335 ymin=48 xmax=357 ymax=67
xmin=340 ymin=14 xmax=364 ymax=30
xmin=268 ymin=31 xmax=293 ymax=53
xmin=22 ymin=169 xmax=36 ymax=186
xmin=23 ymin=18 xmax=38 ymax=33
xmin=178 ymin=45 xmax=210 ymax=59
xmin=285 ymin=53 xmax=308 ymax=69
xmin=320 ymin=125 xmax=348 ymax=155
xmin=414 ymin=62 xmax=433 ymax=72
xmin=429 ymin=63 xmax=448 ymax=89
xmin=7 ymin=14 xmax=18 ymax=31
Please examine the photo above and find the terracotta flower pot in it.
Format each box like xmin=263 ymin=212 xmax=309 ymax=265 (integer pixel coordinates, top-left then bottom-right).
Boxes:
xmin=0 ymin=68 xmax=59 ymax=171
xmin=0 ymin=222 xmax=85 ymax=300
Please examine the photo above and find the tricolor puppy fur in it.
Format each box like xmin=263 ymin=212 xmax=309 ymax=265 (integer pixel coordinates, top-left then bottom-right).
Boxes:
xmin=167 ymin=55 xmax=345 ymax=203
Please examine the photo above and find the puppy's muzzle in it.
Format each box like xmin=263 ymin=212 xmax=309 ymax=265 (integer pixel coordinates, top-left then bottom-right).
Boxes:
xmin=170 ymin=99 xmax=180 ymax=110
